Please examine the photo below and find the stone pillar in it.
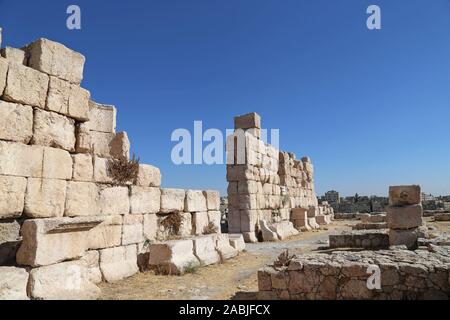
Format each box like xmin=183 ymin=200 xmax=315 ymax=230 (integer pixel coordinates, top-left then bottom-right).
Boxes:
xmin=386 ymin=185 xmax=423 ymax=250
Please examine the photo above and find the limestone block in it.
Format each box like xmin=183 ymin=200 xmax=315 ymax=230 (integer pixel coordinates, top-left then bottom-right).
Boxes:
xmin=227 ymin=182 xmax=238 ymax=195
xmin=228 ymin=234 xmax=246 ymax=251
xmin=308 ymin=217 xmax=320 ymax=229
xmin=0 ymin=176 xmax=27 ymax=218
xmin=269 ymin=221 xmax=299 ymax=240
xmin=86 ymin=101 xmax=116 ymax=133
xmin=0 ymin=101 xmax=33 ymax=143
xmin=81 ymin=251 xmax=102 ymax=284
xmin=46 ymin=76 xmax=90 ymax=121
xmin=122 ymin=215 xmax=144 ymax=245
xmin=193 ymin=235 xmax=221 ymax=266
xmin=26 ymin=38 xmax=85 ymax=84
xmin=0 ymin=267 xmax=29 ymax=300
xmin=93 ymin=156 xmax=113 ymax=183
xmin=291 ymin=208 xmax=309 ymax=221
xmin=99 ymin=186 xmax=130 ymax=215
xmin=207 ymin=210 xmax=222 ymax=233
xmin=160 ymin=188 xmax=185 ymax=213
xmin=227 ymin=209 xmax=241 ymax=233
xmin=28 ymin=260 xmax=100 ymax=300
xmin=202 ymin=190 xmax=220 ymax=211
xmin=75 ymin=123 xmax=91 ymax=153
xmin=89 ymin=131 xmax=115 ymax=158
xmin=148 ymin=239 xmax=199 ymax=275
xmin=0 ymin=141 xmax=44 ymax=177
xmin=65 ymin=182 xmax=99 ymax=217
xmin=4 ymin=62 xmax=48 ymax=108
xmin=32 ymin=109 xmax=76 ymax=152
xmin=260 ymin=220 xmax=278 ymax=242
xmin=110 ymin=132 xmax=130 ymax=161
xmin=88 ymin=215 xmax=122 ymax=250
xmin=42 ymin=147 xmax=73 ymax=179
xmin=307 ymin=206 xmax=317 ymax=218
xmin=143 ymin=214 xmax=158 ymax=241
xmin=135 ymin=164 xmax=161 ymax=187
xmin=387 ymin=205 xmax=423 ymax=230
xmin=16 ymin=217 xmax=102 ymax=267
xmin=215 ymin=234 xmax=238 ymax=260
xmin=316 ymin=215 xmax=332 ymax=225
xmin=185 ymin=190 xmax=207 ymax=212
xmin=0 ymin=57 xmax=8 ymax=93
xmin=0 ymin=220 xmax=21 ymax=265
xmin=240 ymin=209 xmax=258 ymax=232
xmin=0 ymin=47 xmax=26 ymax=65
xmin=179 ymin=212 xmax=193 ymax=237
xmin=72 ymin=154 xmax=93 ymax=182
xmin=389 ymin=185 xmax=421 ymax=206
xmin=130 ymin=186 xmax=161 ymax=214
xmin=24 ymin=178 xmax=67 ymax=218
xmin=193 ymin=211 xmax=209 ymax=235
xmin=99 ymin=244 xmax=138 ymax=282
xmin=242 ymin=232 xmax=258 ymax=243
xmin=234 ymin=112 xmax=261 ymax=129
xmin=389 ymin=229 xmax=418 ymax=250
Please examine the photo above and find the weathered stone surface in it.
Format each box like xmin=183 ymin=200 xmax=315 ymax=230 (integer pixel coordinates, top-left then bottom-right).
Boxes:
xmin=0 ymin=101 xmax=33 ymax=143
xmin=75 ymin=123 xmax=91 ymax=153
xmin=0 ymin=267 xmax=29 ymax=300
xmin=160 ymin=188 xmax=185 ymax=213
xmin=130 ymin=186 xmax=161 ymax=214
xmin=329 ymin=230 xmax=389 ymax=250
xmin=148 ymin=239 xmax=199 ymax=275
xmin=242 ymin=232 xmax=258 ymax=243
xmin=0 ymin=220 xmax=21 ymax=265
xmin=234 ymin=112 xmax=261 ymax=129
xmin=46 ymin=76 xmax=90 ymax=121
xmin=4 ymin=62 xmax=48 ymax=108
xmin=28 ymin=260 xmax=100 ymax=300
xmin=0 ymin=47 xmax=26 ymax=65
xmin=88 ymin=215 xmax=122 ymax=250
xmin=0 ymin=141 xmax=44 ymax=178
xmin=240 ymin=209 xmax=258 ymax=232
xmin=207 ymin=210 xmax=222 ymax=233
xmin=24 ymin=178 xmax=67 ymax=218
xmin=110 ymin=132 xmax=130 ymax=161
xmin=122 ymin=215 xmax=144 ymax=245
xmin=135 ymin=164 xmax=161 ymax=187
xmin=72 ymin=154 xmax=93 ymax=182
xmin=0 ymin=57 xmax=8 ymax=93
xmin=193 ymin=235 xmax=221 ymax=266
xmin=229 ymin=234 xmax=246 ymax=251
xmin=179 ymin=212 xmax=193 ymax=237
xmin=86 ymin=101 xmax=116 ymax=133
xmin=215 ymin=234 xmax=238 ymax=260
xmin=65 ymin=182 xmax=99 ymax=217
xmin=26 ymin=38 xmax=85 ymax=84
xmin=260 ymin=220 xmax=278 ymax=242
xmin=42 ymin=147 xmax=73 ymax=180
xmin=93 ymin=156 xmax=113 ymax=183
xmin=203 ymin=190 xmax=220 ymax=211
xmin=389 ymin=185 xmax=421 ymax=206
xmin=81 ymin=251 xmax=102 ymax=284
xmin=0 ymin=175 xmax=27 ymax=218
xmin=387 ymin=205 xmax=423 ymax=230
xmin=16 ymin=217 xmax=101 ymax=267
xmin=89 ymin=131 xmax=114 ymax=158
xmin=32 ymin=109 xmax=76 ymax=152
xmin=143 ymin=214 xmax=158 ymax=241
xmin=193 ymin=211 xmax=209 ymax=235
xmin=185 ymin=190 xmax=207 ymax=213
xmin=307 ymin=217 xmax=320 ymax=229
xmin=389 ymin=229 xmax=419 ymax=250
xmin=99 ymin=186 xmax=130 ymax=216
xmin=99 ymin=245 xmax=139 ymax=282
xmin=269 ymin=221 xmax=299 ymax=240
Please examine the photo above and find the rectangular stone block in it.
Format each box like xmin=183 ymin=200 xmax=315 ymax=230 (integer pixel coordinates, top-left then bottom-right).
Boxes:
xmin=0 ymin=220 xmax=21 ymax=265
xmin=389 ymin=185 xmax=421 ymax=206
xmin=89 ymin=131 xmax=115 ymax=158
xmin=0 ymin=101 xmax=33 ymax=143
xmin=0 ymin=57 xmax=8 ymax=93
xmin=291 ymin=208 xmax=308 ymax=221
xmin=65 ymin=182 xmax=99 ymax=217
xmin=185 ymin=190 xmax=207 ymax=212
xmin=4 ymin=62 xmax=48 ymax=108
xmin=215 ymin=234 xmax=238 ymax=260
xmin=0 ymin=47 xmax=26 ymax=65
xmin=389 ymin=229 xmax=419 ymax=250
xmin=160 ymin=188 xmax=185 ymax=213
xmin=24 ymin=178 xmax=67 ymax=218
xmin=42 ymin=147 xmax=73 ymax=180
xmin=234 ymin=112 xmax=261 ymax=129
xmin=32 ymin=109 xmax=76 ymax=152
xmin=81 ymin=251 xmax=102 ymax=284
xmin=208 ymin=211 xmax=222 ymax=233
xmin=193 ymin=235 xmax=221 ymax=266
xmin=240 ymin=210 xmax=258 ymax=232
xmin=122 ymin=215 xmax=144 ymax=245
xmin=143 ymin=214 xmax=157 ymax=241
xmin=228 ymin=234 xmax=246 ymax=251
xmin=72 ymin=154 xmax=93 ymax=182
xmin=386 ymin=204 xmax=423 ymax=230
xmin=26 ymin=38 xmax=85 ymax=84
xmin=135 ymin=164 xmax=161 ymax=187
xmin=0 ymin=141 xmax=43 ymax=177
xmin=99 ymin=244 xmax=139 ymax=282
xmin=93 ymin=156 xmax=113 ymax=183
xmin=179 ymin=212 xmax=193 ymax=237
xmin=75 ymin=123 xmax=91 ymax=153
xmin=86 ymin=101 xmax=116 ymax=133
xmin=99 ymin=186 xmax=130 ymax=215
xmin=193 ymin=211 xmax=209 ymax=235
xmin=0 ymin=267 xmax=29 ymax=300
xmin=0 ymin=176 xmax=27 ymax=218
xmin=130 ymin=186 xmax=161 ymax=214
xmin=148 ymin=239 xmax=199 ymax=275
xmin=88 ymin=215 xmax=122 ymax=250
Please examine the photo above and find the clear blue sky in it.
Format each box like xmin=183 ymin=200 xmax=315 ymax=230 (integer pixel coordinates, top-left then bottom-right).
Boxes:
xmin=1 ymin=0 xmax=449 ymax=197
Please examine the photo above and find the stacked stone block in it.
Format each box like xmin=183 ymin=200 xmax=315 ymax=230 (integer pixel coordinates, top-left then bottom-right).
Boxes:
xmin=387 ymin=185 xmax=423 ymax=250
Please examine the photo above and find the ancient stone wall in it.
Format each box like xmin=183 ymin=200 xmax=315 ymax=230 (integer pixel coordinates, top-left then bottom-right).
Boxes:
xmin=226 ymin=113 xmax=333 ymax=242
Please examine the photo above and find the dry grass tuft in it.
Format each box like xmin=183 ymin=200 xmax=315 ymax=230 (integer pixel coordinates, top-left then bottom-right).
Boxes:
xmin=108 ymin=154 xmax=140 ymax=185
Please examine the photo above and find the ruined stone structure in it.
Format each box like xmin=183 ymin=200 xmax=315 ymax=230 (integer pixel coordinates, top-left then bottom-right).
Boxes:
xmin=0 ymin=35 xmax=244 ymax=300
xmin=226 ymin=113 xmax=333 ymax=243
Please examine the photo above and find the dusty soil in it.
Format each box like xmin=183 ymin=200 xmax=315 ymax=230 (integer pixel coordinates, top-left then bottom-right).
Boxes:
xmin=99 ymin=221 xmax=353 ymax=300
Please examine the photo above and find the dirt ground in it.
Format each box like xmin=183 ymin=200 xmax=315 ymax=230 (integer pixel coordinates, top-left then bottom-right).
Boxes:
xmin=99 ymin=221 xmax=353 ymax=300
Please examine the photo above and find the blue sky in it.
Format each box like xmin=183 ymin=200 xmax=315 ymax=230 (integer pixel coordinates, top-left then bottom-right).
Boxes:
xmin=1 ymin=0 xmax=449 ymax=197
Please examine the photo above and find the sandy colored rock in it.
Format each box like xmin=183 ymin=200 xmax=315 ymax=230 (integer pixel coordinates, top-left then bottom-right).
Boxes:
xmin=179 ymin=212 xmax=193 ymax=237
xmin=215 ymin=234 xmax=238 ymax=261
xmin=0 ymin=267 xmax=29 ymax=300
xmin=260 ymin=220 xmax=278 ymax=241
xmin=99 ymin=186 xmax=130 ymax=215
xmin=203 ymin=190 xmax=220 ymax=211
xmin=0 ymin=141 xmax=44 ymax=177
xmin=269 ymin=221 xmax=299 ymax=240
xmin=0 ymin=47 xmax=26 ymax=65
xmin=0 ymin=175 xmax=27 ymax=218
xmin=4 ymin=61 xmax=48 ymax=108
xmin=0 ymin=57 xmax=8 ymax=93
xmin=185 ymin=190 xmax=207 ymax=213
xmin=0 ymin=101 xmax=33 ymax=143
xmin=386 ymin=204 xmax=423 ymax=230
xmin=32 ymin=109 xmax=76 ymax=152
xmin=42 ymin=147 xmax=73 ymax=180
xmin=389 ymin=229 xmax=419 ymax=250
xmin=88 ymin=215 xmax=123 ymax=250
xmin=75 ymin=123 xmax=91 ymax=153
xmin=130 ymin=186 xmax=161 ymax=214
xmin=89 ymin=131 xmax=115 ymax=158
xmin=65 ymin=181 xmax=99 ymax=217
xmin=234 ymin=112 xmax=261 ymax=129
xmin=160 ymin=188 xmax=185 ymax=213
xmin=24 ymin=178 xmax=67 ymax=218
xmin=86 ymin=101 xmax=116 ymax=133
xmin=193 ymin=235 xmax=221 ymax=266
xmin=193 ymin=211 xmax=209 ymax=235
xmin=81 ymin=251 xmax=102 ymax=284
xmin=143 ymin=214 xmax=158 ymax=241
xmin=242 ymin=232 xmax=258 ymax=243
xmin=148 ymin=239 xmax=199 ymax=275
xmin=389 ymin=185 xmax=421 ymax=206
xmin=229 ymin=234 xmax=246 ymax=251
xmin=28 ymin=260 xmax=100 ymax=300
xmin=26 ymin=38 xmax=85 ymax=84
xmin=135 ymin=164 xmax=161 ymax=187
xmin=72 ymin=154 xmax=93 ymax=181
xmin=122 ymin=215 xmax=144 ymax=245
xmin=93 ymin=156 xmax=113 ymax=183
xmin=0 ymin=220 xmax=21 ymax=265
xmin=99 ymin=245 xmax=139 ymax=282
xmin=207 ymin=210 xmax=222 ymax=233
